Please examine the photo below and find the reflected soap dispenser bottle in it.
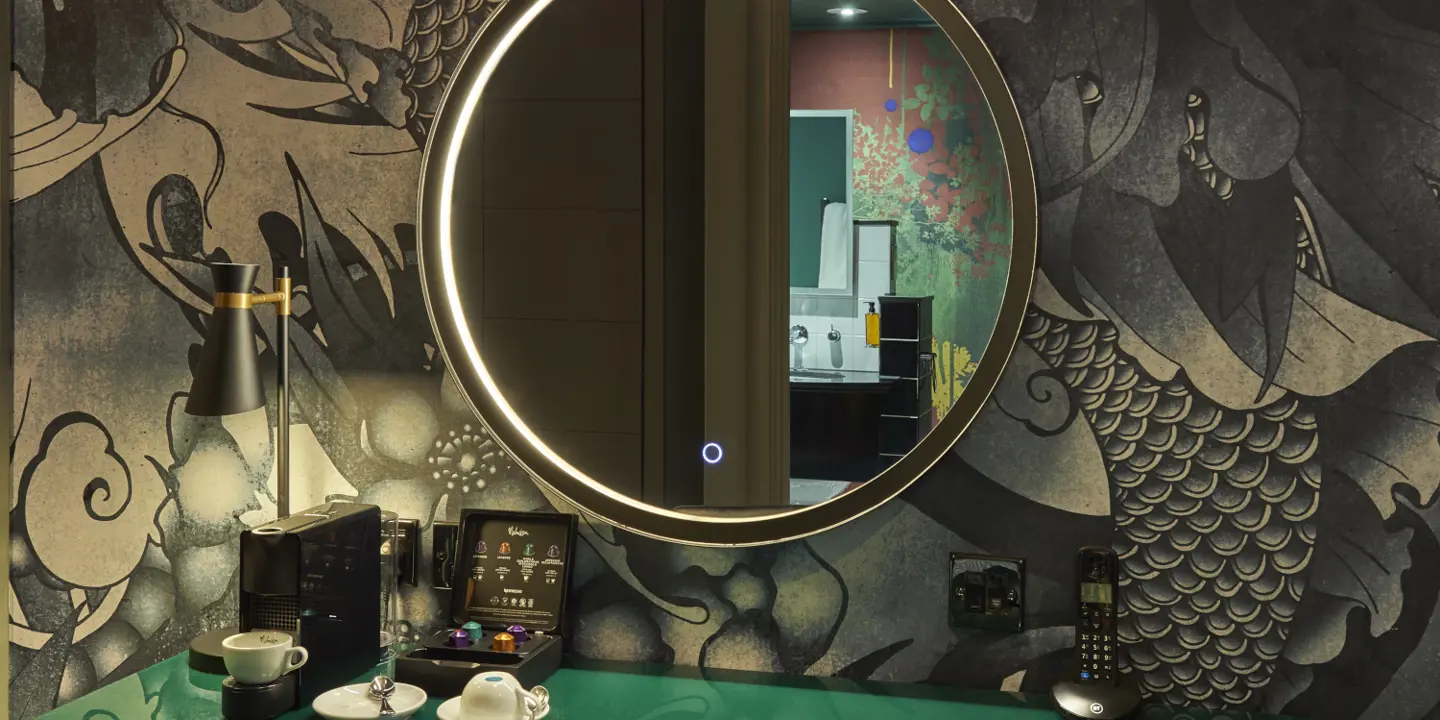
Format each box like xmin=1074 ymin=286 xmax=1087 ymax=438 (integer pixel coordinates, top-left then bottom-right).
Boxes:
xmin=864 ymin=302 xmax=880 ymax=348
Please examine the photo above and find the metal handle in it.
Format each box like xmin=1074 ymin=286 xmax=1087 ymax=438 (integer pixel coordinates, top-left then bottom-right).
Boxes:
xmin=525 ymin=686 xmax=550 ymax=719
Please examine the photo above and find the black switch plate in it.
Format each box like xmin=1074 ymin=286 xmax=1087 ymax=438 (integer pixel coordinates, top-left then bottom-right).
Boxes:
xmin=433 ymin=521 xmax=459 ymax=590
xmin=949 ymin=552 xmax=1024 ymax=632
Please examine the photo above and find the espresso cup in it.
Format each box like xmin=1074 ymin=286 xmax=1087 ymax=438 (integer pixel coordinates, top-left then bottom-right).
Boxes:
xmin=221 ymin=631 xmax=308 ymax=686
xmin=457 ymin=672 xmax=546 ymax=720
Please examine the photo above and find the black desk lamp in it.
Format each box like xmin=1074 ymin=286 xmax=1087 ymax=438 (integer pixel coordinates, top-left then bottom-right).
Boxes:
xmin=184 ymin=261 xmax=294 ymax=673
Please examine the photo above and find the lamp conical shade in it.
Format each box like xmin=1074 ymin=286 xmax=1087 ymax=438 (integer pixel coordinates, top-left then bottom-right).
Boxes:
xmin=185 ymin=263 xmax=266 ymax=416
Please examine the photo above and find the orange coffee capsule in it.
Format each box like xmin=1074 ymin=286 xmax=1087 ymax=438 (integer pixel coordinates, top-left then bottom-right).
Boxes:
xmin=492 ymin=632 xmax=516 ymax=652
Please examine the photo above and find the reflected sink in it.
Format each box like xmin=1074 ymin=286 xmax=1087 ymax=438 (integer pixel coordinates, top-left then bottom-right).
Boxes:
xmin=790 ymin=370 xmax=845 ymax=380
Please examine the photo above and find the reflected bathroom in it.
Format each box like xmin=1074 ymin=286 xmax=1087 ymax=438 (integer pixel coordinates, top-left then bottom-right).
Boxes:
xmin=785 ymin=0 xmax=1012 ymax=504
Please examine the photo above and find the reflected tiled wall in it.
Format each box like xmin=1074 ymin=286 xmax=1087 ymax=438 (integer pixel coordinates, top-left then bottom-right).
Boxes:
xmin=789 ymin=222 xmax=894 ymax=371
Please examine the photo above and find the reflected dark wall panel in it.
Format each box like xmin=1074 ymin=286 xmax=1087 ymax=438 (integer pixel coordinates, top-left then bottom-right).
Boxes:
xmin=662 ymin=0 xmax=709 ymax=509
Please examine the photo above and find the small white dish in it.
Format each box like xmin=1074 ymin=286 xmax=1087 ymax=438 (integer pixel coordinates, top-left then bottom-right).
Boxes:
xmin=435 ymin=696 xmax=550 ymax=720
xmin=312 ymin=681 xmax=428 ymax=719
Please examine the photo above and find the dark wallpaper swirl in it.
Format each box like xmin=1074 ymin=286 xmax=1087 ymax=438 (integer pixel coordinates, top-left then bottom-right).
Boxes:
xmin=8 ymin=1 xmax=1440 ymax=718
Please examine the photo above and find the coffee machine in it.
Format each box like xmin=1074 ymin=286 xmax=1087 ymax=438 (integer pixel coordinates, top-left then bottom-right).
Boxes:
xmin=237 ymin=502 xmax=381 ymax=706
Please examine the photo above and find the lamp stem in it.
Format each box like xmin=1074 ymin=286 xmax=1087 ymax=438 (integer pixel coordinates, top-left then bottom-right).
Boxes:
xmin=275 ymin=265 xmax=292 ymax=518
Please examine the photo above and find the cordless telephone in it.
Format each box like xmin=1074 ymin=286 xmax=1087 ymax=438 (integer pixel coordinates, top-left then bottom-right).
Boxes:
xmin=1076 ymin=547 xmax=1119 ymax=682
xmin=1051 ymin=546 xmax=1141 ymax=720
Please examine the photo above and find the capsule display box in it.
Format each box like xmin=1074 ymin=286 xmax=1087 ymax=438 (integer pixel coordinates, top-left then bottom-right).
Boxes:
xmin=395 ymin=509 xmax=577 ymax=697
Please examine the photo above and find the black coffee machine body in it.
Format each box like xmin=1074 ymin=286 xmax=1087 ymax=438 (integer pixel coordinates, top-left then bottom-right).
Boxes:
xmin=239 ymin=502 xmax=381 ymax=704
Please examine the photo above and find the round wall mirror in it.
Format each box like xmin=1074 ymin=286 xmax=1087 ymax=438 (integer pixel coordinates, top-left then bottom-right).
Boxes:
xmin=420 ymin=0 xmax=1036 ymax=545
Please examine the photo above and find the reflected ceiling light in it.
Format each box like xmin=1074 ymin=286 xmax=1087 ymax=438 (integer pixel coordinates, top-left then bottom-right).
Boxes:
xmin=827 ymin=7 xmax=867 ymax=17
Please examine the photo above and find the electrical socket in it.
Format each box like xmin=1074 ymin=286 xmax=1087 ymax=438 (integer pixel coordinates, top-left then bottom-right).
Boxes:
xmin=433 ymin=521 xmax=459 ymax=589
xmin=394 ymin=518 xmax=419 ymax=586
xmin=949 ymin=552 xmax=1025 ymax=632
xmin=381 ymin=518 xmax=420 ymax=585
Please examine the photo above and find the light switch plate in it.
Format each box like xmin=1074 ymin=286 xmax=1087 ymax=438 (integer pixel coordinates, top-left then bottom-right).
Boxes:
xmin=949 ymin=552 xmax=1025 ymax=632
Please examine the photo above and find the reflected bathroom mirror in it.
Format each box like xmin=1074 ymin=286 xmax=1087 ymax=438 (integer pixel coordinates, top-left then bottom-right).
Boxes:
xmin=420 ymin=0 xmax=1037 ymax=545
xmin=789 ymin=109 xmax=854 ymax=297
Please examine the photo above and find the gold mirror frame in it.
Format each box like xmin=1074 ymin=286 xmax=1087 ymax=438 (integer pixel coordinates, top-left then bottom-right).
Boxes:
xmin=418 ymin=0 xmax=1037 ymax=546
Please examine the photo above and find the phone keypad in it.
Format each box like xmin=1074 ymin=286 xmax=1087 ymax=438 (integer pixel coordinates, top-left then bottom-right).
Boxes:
xmin=1079 ymin=604 xmax=1116 ymax=680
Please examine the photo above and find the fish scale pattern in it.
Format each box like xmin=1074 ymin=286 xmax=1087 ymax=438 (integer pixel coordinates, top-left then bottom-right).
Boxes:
xmin=1022 ymin=309 xmax=1321 ymax=709
xmin=402 ymin=0 xmax=504 ymax=137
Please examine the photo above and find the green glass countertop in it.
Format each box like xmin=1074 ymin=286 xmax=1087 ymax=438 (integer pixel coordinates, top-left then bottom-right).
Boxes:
xmin=40 ymin=652 xmax=1296 ymax=719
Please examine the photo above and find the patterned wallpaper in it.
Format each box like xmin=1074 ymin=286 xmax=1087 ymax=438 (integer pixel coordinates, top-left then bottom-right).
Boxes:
xmin=9 ymin=1 xmax=1440 ymax=719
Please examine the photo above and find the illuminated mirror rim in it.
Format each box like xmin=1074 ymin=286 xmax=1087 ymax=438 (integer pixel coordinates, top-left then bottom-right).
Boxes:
xmin=418 ymin=0 xmax=1038 ymax=546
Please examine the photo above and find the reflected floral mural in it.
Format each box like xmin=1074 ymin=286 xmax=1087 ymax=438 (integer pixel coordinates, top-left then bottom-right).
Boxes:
xmin=793 ymin=27 xmax=1012 ymax=394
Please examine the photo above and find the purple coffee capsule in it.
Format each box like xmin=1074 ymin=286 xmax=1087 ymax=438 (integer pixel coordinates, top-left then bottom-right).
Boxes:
xmin=506 ymin=625 xmax=528 ymax=643
xmin=448 ymin=628 xmax=471 ymax=647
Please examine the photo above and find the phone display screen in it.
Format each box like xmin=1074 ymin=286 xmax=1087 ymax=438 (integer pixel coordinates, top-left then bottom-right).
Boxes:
xmin=1080 ymin=582 xmax=1113 ymax=605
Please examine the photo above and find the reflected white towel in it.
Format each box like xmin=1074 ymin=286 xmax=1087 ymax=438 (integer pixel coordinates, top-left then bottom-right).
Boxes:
xmin=817 ymin=202 xmax=852 ymax=290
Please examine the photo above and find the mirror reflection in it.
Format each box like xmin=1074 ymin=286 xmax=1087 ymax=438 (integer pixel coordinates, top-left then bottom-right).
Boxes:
xmin=446 ymin=0 xmax=1013 ymax=511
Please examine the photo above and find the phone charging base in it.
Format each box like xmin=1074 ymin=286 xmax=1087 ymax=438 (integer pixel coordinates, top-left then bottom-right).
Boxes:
xmin=1052 ymin=673 xmax=1142 ymax=720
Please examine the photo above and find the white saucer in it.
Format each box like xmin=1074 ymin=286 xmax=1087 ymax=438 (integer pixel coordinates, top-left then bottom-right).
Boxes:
xmin=312 ymin=681 xmax=427 ymax=719
xmin=435 ymin=696 xmax=550 ymax=720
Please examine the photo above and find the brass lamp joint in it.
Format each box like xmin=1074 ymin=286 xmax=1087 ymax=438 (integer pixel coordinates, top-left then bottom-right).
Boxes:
xmin=213 ymin=277 xmax=292 ymax=316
